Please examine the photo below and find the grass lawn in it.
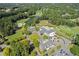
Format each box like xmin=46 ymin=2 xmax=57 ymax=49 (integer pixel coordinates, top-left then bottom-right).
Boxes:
xmin=5 ymin=27 xmax=25 ymax=42
xmin=37 ymin=20 xmax=53 ymax=27
xmin=29 ymin=33 xmax=40 ymax=41
xmin=29 ymin=33 xmax=40 ymax=47
xmin=54 ymin=25 xmax=79 ymax=39
xmin=42 ymin=34 xmax=48 ymax=39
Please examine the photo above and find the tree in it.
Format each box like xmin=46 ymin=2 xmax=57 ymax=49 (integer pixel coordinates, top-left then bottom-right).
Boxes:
xmin=70 ymin=44 xmax=79 ymax=55
xmin=73 ymin=33 xmax=79 ymax=46
xmin=21 ymin=39 xmax=30 ymax=47
xmin=3 ymin=47 xmax=11 ymax=56
xmin=10 ymin=40 xmax=30 ymax=56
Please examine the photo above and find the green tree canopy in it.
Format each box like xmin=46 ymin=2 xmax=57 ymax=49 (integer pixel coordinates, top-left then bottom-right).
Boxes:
xmin=10 ymin=40 xmax=30 ymax=56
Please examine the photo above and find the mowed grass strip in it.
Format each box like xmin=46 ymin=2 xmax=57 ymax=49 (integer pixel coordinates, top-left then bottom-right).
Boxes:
xmin=38 ymin=20 xmax=53 ymax=26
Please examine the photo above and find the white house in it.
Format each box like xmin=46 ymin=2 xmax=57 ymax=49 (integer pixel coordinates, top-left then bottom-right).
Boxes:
xmin=39 ymin=26 xmax=56 ymax=50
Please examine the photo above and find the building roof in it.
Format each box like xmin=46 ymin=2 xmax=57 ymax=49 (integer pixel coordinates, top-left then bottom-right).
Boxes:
xmin=46 ymin=29 xmax=54 ymax=34
xmin=38 ymin=27 xmax=56 ymax=50
xmin=39 ymin=26 xmax=54 ymax=35
xmin=39 ymin=38 xmax=55 ymax=50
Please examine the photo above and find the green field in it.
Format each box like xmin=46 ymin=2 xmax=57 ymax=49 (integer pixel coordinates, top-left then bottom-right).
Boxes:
xmin=29 ymin=33 xmax=40 ymax=47
xmin=5 ymin=27 xmax=25 ymax=42
xmin=54 ymin=25 xmax=79 ymax=39
xmin=37 ymin=20 xmax=53 ymax=27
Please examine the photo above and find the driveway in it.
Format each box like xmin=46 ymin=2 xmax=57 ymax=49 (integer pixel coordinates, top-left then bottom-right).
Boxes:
xmin=53 ymin=37 xmax=73 ymax=56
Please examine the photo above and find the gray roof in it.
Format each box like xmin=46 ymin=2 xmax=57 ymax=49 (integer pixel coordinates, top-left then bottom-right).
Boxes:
xmin=39 ymin=27 xmax=55 ymax=50
xmin=39 ymin=27 xmax=54 ymax=35
xmin=46 ymin=29 xmax=53 ymax=34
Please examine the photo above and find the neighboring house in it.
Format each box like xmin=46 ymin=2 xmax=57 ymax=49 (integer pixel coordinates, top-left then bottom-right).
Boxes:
xmin=39 ymin=26 xmax=56 ymax=37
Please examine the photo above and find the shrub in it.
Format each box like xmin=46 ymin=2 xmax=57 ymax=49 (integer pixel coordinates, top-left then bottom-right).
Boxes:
xmin=3 ymin=47 xmax=11 ymax=56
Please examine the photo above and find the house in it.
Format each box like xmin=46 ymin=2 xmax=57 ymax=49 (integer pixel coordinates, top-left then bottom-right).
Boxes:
xmin=39 ymin=38 xmax=55 ymax=50
xmin=39 ymin=26 xmax=56 ymax=37
xmin=39 ymin=26 xmax=56 ymax=50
